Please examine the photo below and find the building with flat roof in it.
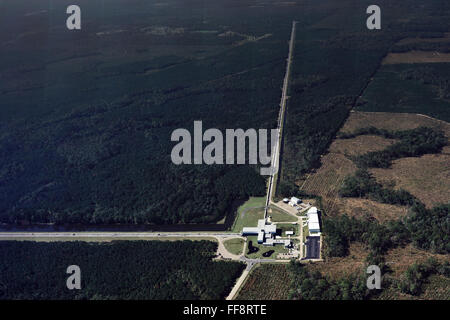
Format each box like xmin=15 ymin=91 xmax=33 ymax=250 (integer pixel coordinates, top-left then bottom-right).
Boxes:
xmin=307 ymin=207 xmax=321 ymax=234
xmin=242 ymin=218 xmax=291 ymax=247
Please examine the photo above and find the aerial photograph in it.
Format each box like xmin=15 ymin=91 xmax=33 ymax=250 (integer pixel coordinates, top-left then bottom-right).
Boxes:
xmin=0 ymin=0 xmax=448 ymax=311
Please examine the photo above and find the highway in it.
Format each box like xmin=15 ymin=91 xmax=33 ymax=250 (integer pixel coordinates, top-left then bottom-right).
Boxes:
xmin=264 ymin=20 xmax=297 ymax=218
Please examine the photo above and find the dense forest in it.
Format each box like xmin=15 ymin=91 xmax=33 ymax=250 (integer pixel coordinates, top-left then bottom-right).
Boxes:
xmin=0 ymin=0 xmax=295 ymax=225
xmin=0 ymin=240 xmax=244 ymax=299
xmin=356 ymin=63 xmax=450 ymax=122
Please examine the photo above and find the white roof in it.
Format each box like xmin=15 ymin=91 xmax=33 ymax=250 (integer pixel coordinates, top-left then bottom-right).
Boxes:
xmin=307 ymin=207 xmax=318 ymax=214
xmin=285 ymin=231 xmax=294 ymax=235
xmin=264 ymin=224 xmax=277 ymax=234
xmin=308 ymin=220 xmax=320 ymax=232
xmin=242 ymin=227 xmax=259 ymax=235
xmin=309 ymin=213 xmax=319 ymax=223
xmin=257 ymin=219 xmax=266 ymax=229
xmin=290 ymin=197 xmax=301 ymax=203
xmin=257 ymin=231 xmax=264 ymax=242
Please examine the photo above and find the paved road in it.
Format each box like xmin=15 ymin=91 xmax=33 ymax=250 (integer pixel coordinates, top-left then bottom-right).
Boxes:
xmin=264 ymin=20 xmax=297 ymax=218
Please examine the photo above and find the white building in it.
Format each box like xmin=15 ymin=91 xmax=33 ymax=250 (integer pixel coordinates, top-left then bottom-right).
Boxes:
xmin=242 ymin=219 xmax=276 ymax=244
xmin=289 ymin=196 xmax=301 ymax=207
xmin=307 ymin=207 xmax=321 ymax=233
xmin=242 ymin=218 xmax=291 ymax=247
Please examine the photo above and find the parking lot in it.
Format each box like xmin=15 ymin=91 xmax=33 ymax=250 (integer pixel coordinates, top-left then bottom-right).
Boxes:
xmin=305 ymin=236 xmax=320 ymax=259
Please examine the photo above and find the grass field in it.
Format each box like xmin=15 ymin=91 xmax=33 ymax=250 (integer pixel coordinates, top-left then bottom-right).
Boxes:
xmin=223 ymin=238 xmax=245 ymax=256
xmin=268 ymin=206 xmax=297 ymax=222
xmin=231 ymin=197 xmax=266 ymax=233
xmin=302 ymin=225 xmax=309 ymax=242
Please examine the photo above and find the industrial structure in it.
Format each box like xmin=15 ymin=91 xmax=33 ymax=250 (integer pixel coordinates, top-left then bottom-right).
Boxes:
xmin=242 ymin=218 xmax=292 ymax=248
xmin=307 ymin=207 xmax=321 ymax=234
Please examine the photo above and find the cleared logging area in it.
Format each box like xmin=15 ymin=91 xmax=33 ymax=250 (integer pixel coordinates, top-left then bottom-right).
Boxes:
xmin=382 ymin=51 xmax=450 ymax=64
xmin=299 ymin=111 xmax=449 ymax=220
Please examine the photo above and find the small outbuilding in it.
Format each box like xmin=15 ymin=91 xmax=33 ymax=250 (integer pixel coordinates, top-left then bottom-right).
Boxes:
xmin=289 ymin=197 xmax=301 ymax=207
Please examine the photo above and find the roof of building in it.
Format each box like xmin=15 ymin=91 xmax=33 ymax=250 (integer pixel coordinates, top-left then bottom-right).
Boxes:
xmin=307 ymin=207 xmax=318 ymax=214
xmin=308 ymin=221 xmax=320 ymax=231
xmin=242 ymin=227 xmax=260 ymax=234
xmin=257 ymin=231 xmax=264 ymax=242
xmin=257 ymin=219 xmax=266 ymax=229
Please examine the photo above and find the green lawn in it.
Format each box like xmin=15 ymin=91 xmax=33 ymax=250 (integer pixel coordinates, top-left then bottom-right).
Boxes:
xmin=245 ymin=236 xmax=289 ymax=259
xmin=231 ymin=197 xmax=266 ymax=233
xmin=303 ymin=225 xmax=309 ymax=242
xmin=223 ymin=238 xmax=245 ymax=255
xmin=268 ymin=206 xmax=297 ymax=222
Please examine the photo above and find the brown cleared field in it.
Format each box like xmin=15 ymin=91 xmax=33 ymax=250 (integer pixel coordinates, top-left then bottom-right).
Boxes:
xmin=300 ymin=153 xmax=357 ymax=200
xmin=384 ymin=244 xmax=450 ymax=277
xmin=300 ymin=126 xmax=400 ymax=217
xmin=236 ymin=264 xmax=293 ymax=300
xmin=342 ymin=112 xmax=449 ymax=208
xmin=396 ymin=33 xmax=450 ymax=45
xmin=307 ymin=242 xmax=367 ymax=281
xmin=300 ymin=111 xmax=449 ymax=220
xmin=370 ymin=153 xmax=450 ymax=208
xmin=323 ymin=197 xmax=409 ymax=223
xmin=382 ymin=51 xmax=450 ymax=64
xmin=329 ymin=135 xmax=396 ymax=156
